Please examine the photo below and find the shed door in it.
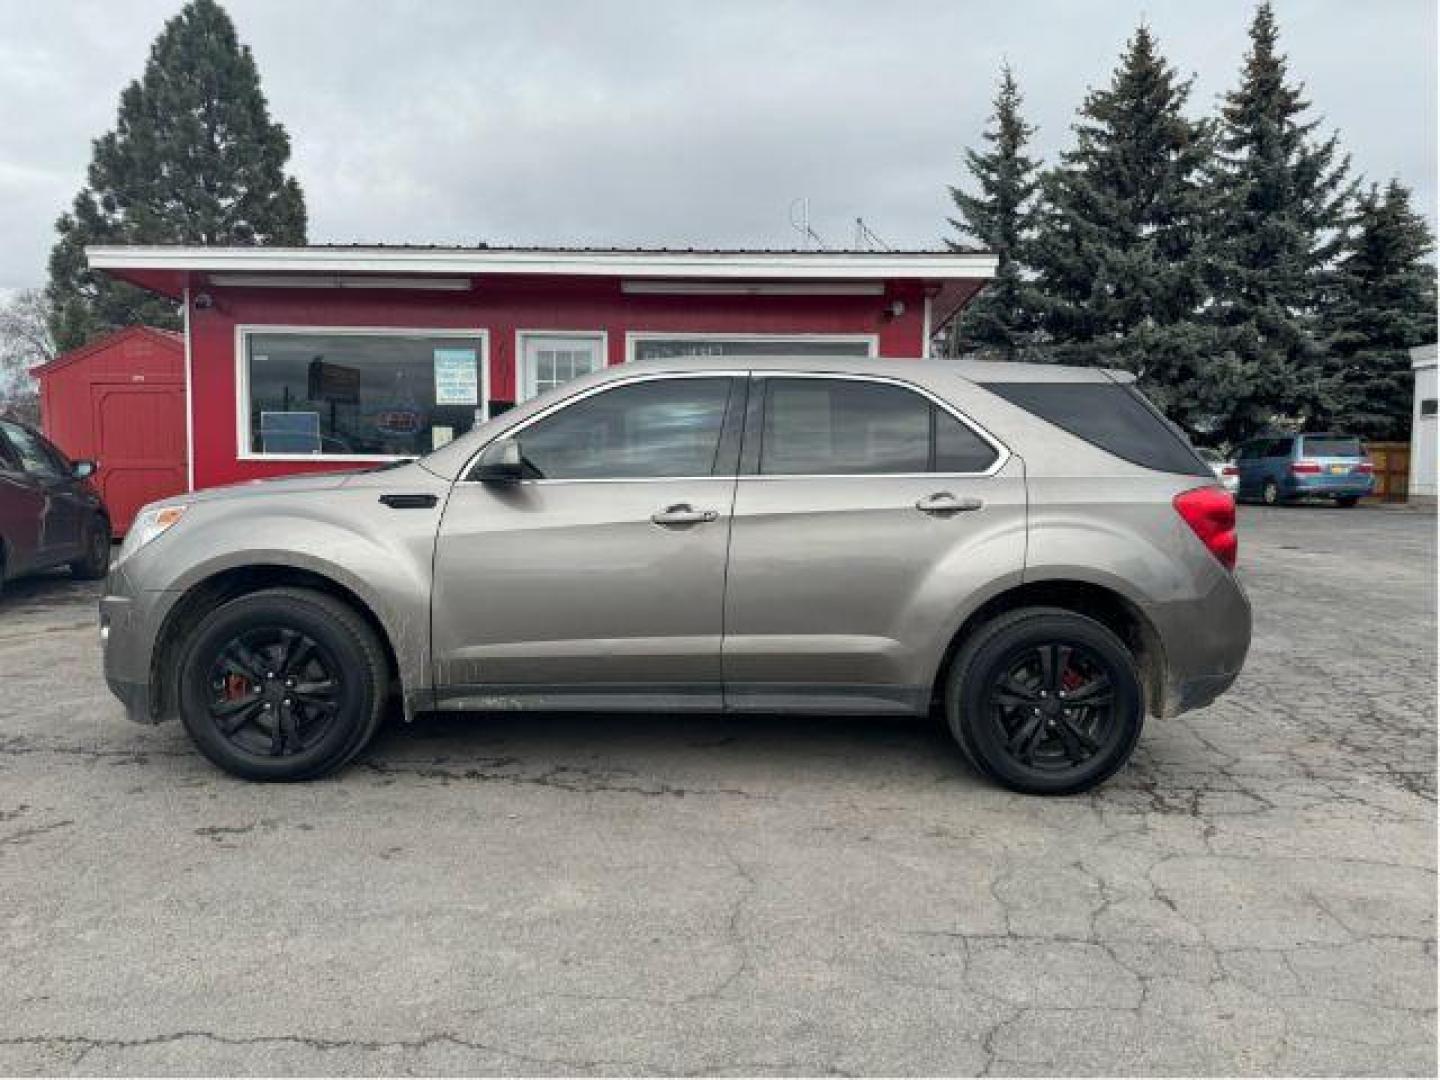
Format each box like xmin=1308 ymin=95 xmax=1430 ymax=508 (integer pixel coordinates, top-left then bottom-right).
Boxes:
xmin=91 ymin=383 xmax=187 ymax=535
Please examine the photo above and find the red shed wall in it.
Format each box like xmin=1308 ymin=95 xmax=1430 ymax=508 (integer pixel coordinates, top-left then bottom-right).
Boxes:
xmin=35 ymin=329 xmax=187 ymax=534
xmin=188 ymin=275 xmax=930 ymax=489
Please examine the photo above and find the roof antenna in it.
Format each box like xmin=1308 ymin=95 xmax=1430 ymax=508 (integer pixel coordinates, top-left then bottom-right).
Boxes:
xmin=853 ymin=217 xmax=892 ymax=251
xmin=789 ymin=198 xmax=826 ymax=250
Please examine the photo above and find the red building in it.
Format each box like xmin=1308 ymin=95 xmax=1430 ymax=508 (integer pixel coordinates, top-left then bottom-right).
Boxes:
xmin=30 ymin=325 xmax=187 ymax=534
xmin=86 ymin=245 xmax=995 ymax=491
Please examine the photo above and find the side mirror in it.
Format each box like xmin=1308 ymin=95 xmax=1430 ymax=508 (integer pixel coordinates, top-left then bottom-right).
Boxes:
xmin=73 ymin=459 xmax=97 ymax=480
xmin=473 ymin=438 xmax=523 ymax=483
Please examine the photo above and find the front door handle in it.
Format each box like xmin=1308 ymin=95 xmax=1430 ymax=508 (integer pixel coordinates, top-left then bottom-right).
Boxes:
xmin=651 ymin=504 xmax=719 ymax=526
xmin=916 ymin=492 xmax=983 ymax=514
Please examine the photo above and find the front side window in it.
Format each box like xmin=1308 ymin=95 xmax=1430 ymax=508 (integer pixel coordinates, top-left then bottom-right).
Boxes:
xmin=245 ymin=331 xmax=486 ymax=457
xmin=758 ymin=378 xmax=997 ymax=476
xmin=515 ymin=377 xmax=734 ymax=480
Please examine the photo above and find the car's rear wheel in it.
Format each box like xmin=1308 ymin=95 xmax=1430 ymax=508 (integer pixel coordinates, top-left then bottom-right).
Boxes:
xmin=946 ymin=608 xmax=1145 ymax=795
xmin=1335 ymin=495 xmax=1360 ymax=508
xmin=178 ymin=588 xmax=388 ymax=781
xmin=1261 ymin=479 xmax=1281 ymax=506
xmin=69 ymin=517 xmax=111 ymax=580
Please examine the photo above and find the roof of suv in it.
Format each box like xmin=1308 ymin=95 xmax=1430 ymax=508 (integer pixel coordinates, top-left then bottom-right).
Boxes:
xmin=623 ymin=353 xmax=1136 ymax=385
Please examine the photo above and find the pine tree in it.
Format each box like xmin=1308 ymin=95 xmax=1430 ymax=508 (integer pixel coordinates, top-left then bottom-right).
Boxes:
xmin=945 ymin=65 xmax=1043 ymax=358
xmin=1209 ymin=1 xmax=1353 ymax=438
xmin=47 ymin=0 xmax=307 ymax=351
xmin=1028 ymin=26 xmax=1222 ymax=437
xmin=1320 ymin=180 xmax=1437 ymax=439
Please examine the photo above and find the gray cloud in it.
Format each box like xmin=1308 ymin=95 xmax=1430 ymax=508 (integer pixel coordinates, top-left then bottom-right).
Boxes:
xmin=0 ymin=0 xmax=1433 ymax=290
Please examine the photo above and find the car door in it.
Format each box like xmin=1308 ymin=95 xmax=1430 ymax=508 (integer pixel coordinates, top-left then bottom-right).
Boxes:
xmin=722 ymin=373 xmax=1027 ymax=714
xmin=430 ymin=373 xmax=745 ymax=710
xmin=1262 ymin=436 xmax=1293 ymax=489
xmin=1234 ymin=441 xmax=1260 ymax=497
xmin=0 ymin=426 xmax=47 ymax=576
xmin=0 ymin=420 xmax=80 ymax=569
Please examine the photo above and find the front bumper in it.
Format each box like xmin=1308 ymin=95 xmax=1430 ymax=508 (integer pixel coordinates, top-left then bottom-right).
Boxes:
xmin=99 ymin=570 xmax=171 ymax=725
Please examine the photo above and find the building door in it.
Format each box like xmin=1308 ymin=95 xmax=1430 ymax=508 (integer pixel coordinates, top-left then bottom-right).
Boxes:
xmin=518 ymin=333 xmax=605 ymax=401
xmin=91 ymin=383 xmax=188 ymax=535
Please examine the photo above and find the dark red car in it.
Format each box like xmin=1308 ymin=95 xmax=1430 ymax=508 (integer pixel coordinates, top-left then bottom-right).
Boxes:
xmin=0 ymin=417 xmax=111 ymax=596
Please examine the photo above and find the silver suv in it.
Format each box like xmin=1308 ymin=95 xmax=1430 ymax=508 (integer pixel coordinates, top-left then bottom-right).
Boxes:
xmin=100 ymin=356 xmax=1250 ymax=794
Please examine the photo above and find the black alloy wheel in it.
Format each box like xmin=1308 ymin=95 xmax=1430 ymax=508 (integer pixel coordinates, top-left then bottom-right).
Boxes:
xmin=179 ymin=588 xmax=388 ymax=781
xmin=204 ymin=626 xmax=342 ymax=758
xmin=947 ymin=607 xmax=1145 ymax=795
xmin=985 ymin=641 xmax=1118 ymax=775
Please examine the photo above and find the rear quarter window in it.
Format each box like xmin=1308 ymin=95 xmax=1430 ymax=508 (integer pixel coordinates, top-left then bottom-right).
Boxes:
xmin=1300 ymin=436 xmax=1362 ymax=457
xmin=984 ymin=382 xmax=1211 ymax=477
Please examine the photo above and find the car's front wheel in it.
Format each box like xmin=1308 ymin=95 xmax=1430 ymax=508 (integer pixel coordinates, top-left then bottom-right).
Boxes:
xmin=178 ymin=587 xmax=388 ymax=781
xmin=69 ymin=517 xmax=111 ymax=580
xmin=946 ymin=608 xmax=1145 ymax=795
xmin=1335 ymin=495 xmax=1360 ymax=508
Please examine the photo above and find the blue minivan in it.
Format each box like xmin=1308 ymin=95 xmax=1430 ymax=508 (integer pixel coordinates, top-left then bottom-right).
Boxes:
xmin=1235 ymin=433 xmax=1374 ymax=507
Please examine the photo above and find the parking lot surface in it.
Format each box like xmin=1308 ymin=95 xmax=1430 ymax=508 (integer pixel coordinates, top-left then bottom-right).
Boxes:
xmin=0 ymin=505 xmax=1434 ymax=1075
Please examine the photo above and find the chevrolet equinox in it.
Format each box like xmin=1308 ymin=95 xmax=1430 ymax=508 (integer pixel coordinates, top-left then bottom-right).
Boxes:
xmin=100 ymin=356 xmax=1251 ymax=794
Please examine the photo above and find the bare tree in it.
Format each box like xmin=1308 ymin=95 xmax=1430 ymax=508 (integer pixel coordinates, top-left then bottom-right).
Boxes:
xmin=0 ymin=288 xmax=55 ymax=425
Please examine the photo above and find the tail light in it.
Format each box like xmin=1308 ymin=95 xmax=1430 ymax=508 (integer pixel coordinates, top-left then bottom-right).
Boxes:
xmin=1173 ymin=486 xmax=1238 ymax=571
xmin=1355 ymin=461 xmax=1374 ymax=474
xmin=1290 ymin=460 xmax=1322 ymax=474
xmin=1221 ymin=464 xmax=1238 ymax=477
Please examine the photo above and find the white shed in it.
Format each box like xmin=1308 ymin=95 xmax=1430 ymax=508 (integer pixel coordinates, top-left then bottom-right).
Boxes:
xmin=1410 ymin=344 xmax=1437 ymax=502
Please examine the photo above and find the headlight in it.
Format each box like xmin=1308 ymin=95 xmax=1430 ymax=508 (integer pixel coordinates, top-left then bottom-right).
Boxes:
xmin=116 ymin=504 xmax=189 ymax=564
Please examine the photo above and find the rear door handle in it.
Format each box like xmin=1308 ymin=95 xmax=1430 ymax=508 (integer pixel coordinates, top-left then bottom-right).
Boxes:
xmin=916 ymin=492 xmax=983 ymax=514
xmin=651 ymin=503 xmax=719 ymax=526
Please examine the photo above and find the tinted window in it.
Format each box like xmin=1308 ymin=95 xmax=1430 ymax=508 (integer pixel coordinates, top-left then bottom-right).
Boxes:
xmin=985 ymin=382 xmax=1210 ymax=477
xmin=1301 ymin=436 xmax=1362 ymax=457
xmin=758 ymin=379 xmax=996 ymax=475
xmin=935 ymin=409 xmax=1000 ymax=472
xmin=0 ymin=421 xmax=64 ymax=479
xmin=1264 ymin=438 xmax=1294 ymax=457
xmin=516 ymin=377 xmax=733 ymax=479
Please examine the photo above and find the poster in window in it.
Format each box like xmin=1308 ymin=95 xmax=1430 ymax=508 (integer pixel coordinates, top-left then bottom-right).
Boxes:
xmin=260 ymin=411 xmax=322 ymax=454
xmin=434 ymin=347 xmax=479 ymax=405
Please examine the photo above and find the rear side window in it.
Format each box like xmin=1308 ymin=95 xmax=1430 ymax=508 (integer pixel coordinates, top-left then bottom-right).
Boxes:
xmin=1265 ymin=437 xmax=1294 ymax=457
xmin=985 ymin=382 xmax=1210 ymax=476
xmin=1300 ymin=436 xmax=1362 ymax=458
xmin=758 ymin=378 xmax=998 ymax=475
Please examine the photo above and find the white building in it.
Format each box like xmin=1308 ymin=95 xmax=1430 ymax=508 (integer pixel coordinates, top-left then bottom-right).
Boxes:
xmin=1410 ymin=344 xmax=1436 ymax=502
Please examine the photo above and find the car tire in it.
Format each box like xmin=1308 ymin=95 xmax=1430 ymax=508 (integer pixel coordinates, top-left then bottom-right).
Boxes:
xmin=1261 ymin=479 xmax=1281 ymax=506
xmin=1335 ymin=495 xmax=1360 ymax=508
xmin=946 ymin=607 xmax=1145 ymax=796
xmin=178 ymin=587 xmax=388 ymax=781
xmin=69 ymin=517 xmax=111 ymax=580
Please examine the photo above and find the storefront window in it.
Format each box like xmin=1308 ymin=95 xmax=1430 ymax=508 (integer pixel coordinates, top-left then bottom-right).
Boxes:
xmin=244 ymin=331 xmax=486 ymax=457
xmin=630 ymin=336 xmax=874 ymax=362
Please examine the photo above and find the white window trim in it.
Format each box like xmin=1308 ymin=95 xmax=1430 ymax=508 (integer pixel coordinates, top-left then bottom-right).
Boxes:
xmin=623 ymin=331 xmax=878 ymax=365
xmin=234 ymin=324 xmax=490 ymax=462
xmin=514 ymin=329 xmax=609 ymax=403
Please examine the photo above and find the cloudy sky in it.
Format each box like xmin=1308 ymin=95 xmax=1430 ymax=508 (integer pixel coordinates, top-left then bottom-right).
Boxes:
xmin=0 ymin=0 xmax=1434 ymax=291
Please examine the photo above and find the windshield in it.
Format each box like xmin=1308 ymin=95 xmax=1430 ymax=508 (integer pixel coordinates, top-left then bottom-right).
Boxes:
xmin=1301 ymin=436 xmax=1362 ymax=458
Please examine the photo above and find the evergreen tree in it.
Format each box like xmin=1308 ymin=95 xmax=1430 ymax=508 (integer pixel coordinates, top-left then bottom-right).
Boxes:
xmin=1208 ymin=1 xmax=1353 ymax=437
xmin=1320 ymin=180 xmax=1437 ymax=438
xmin=1028 ymin=26 xmax=1223 ymax=437
xmin=945 ymin=65 xmax=1043 ymax=358
xmin=47 ymin=0 xmax=307 ymax=351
